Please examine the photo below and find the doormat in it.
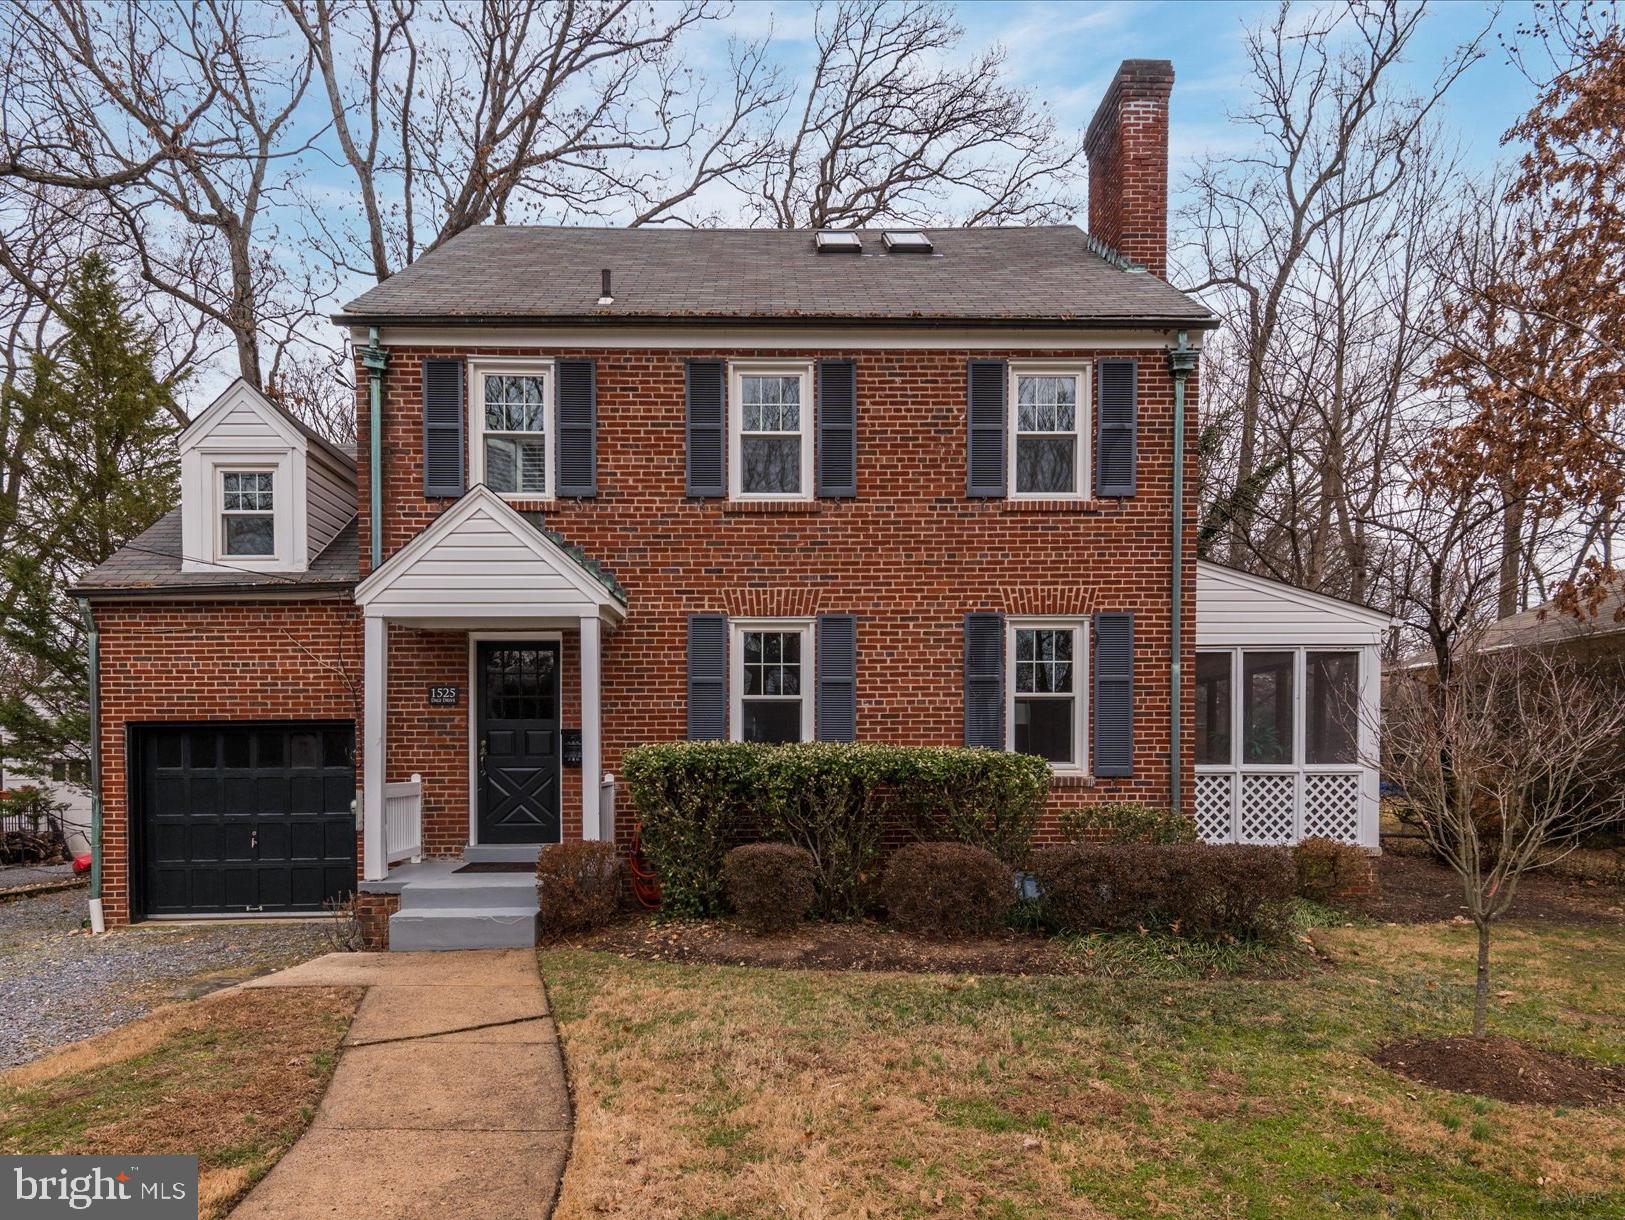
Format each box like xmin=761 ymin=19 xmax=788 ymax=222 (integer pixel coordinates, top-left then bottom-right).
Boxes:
xmin=453 ymin=861 xmax=536 ymax=873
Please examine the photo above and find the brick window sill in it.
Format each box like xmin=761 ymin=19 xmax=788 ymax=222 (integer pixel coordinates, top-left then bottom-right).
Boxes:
xmin=1048 ymin=773 xmax=1097 ymax=789
xmin=1000 ymin=499 xmax=1116 ymax=515
xmin=723 ymin=499 xmax=823 ymax=516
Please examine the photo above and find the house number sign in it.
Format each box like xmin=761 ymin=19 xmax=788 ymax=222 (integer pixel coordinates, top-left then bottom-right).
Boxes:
xmin=427 ymin=684 xmax=460 ymax=707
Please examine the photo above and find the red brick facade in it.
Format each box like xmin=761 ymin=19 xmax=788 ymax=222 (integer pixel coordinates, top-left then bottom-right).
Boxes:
xmin=89 ymin=339 xmax=1198 ymax=923
xmin=358 ymin=342 xmax=1200 ymax=855
xmin=91 ymin=598 xmax=362 ymax=926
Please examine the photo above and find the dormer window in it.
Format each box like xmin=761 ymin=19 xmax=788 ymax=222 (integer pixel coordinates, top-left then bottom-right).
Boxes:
xmin=220 ymin=471 xmax=275 ymax=557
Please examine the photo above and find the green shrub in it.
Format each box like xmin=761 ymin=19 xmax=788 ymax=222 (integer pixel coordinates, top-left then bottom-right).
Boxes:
xmin=882 ymin=842 xmax=1015 ymax=937
xmin=1292 ymin=836 xmax=1371 ymax=905
xmin=537 ymin=841 xmax=621 ymax=934
xmin=1032 ymin=842 xmax=1295 ymax=942
xmin=1057 ymin=801 xmax=1197 ymax=845
xmin=621 ymin=742 xmax=762 ymax=916
xmin=889 ymin=747 xmax=1049 ymax=867
xmin=1160 ymin=844 xmax=1295 ymax=941
xmin=1029 ymin=844 xmax=1169 ymax=931
xmin=759 ymin=743 xmax=893 ymax=919
xmin=723 ymin=843 xmax=816 ymax=933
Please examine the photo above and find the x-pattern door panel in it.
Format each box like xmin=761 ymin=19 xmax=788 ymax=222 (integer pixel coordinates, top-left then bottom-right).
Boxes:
xmin=477 ymin=642 xmax=562 ymax=843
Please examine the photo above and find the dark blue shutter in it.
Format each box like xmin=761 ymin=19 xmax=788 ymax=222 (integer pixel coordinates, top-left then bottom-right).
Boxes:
xmin=816 ymin=615 xmax=857 ymax=741
xmin=966 ymin=360 xmax=1007 ymax=497
xmin=422 ymin=358 xmax=465 ymax=497
xmin=687 ymin=615 xmax=727 ymax=740
xmin=556 ymin=359 xmax=596 ymax=496
xmin=817 ymin=360 xmax=857 ymax=498
xmin=1093 ymin=612 xmax=1134 ymax=776
xmin=1096 ymin=360 xmax=1138 ymax=497
xmin=963 ymin=612 xmax=1004 ymax=747
xmin=685 ymin=361 xmax=725 ymax=497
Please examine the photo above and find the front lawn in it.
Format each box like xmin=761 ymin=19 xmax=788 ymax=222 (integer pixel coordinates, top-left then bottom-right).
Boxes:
xmin=0 ymin=985 xmax=361 ymax=1218
xmin=542 ymin=919 xmax=1625 ymax=1218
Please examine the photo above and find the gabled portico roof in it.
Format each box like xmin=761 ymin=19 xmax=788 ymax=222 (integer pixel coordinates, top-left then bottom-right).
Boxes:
xmin=354 ymin=486 xmax=626 ymax=625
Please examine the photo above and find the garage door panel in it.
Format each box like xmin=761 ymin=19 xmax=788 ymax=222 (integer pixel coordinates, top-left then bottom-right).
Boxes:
xmin=138 ymin=722 xmax=356 ymax=917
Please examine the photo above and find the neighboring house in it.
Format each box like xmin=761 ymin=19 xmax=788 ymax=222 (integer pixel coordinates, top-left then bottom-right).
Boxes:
xmin=0 ymin=727 xmax=93 ymax=856
xmin=71 ymin=59 xmax=1384 ymax=947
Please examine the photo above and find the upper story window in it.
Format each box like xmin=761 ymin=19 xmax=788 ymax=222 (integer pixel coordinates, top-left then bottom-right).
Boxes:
xmin=729 ymin=362 xmax=813 ymax=501
xmin=730 ymin=618 xmax=815 ymax=743
xmin=1010 ymin=365 xmax=1088 ymax=498
xmin=470 ymin=362 xmax=552 ymax=498
xmin=220 ymin=470 xmax=275 ymax=557
xmin=1007 ymin=619 xmax=1087 ymax=770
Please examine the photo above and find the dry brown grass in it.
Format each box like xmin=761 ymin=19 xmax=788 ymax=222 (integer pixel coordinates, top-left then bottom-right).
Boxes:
xmin=0 ymin=986 xmax=360 ymax=1219
xmin=543 ymin=916 xmax=1625 ymax=1218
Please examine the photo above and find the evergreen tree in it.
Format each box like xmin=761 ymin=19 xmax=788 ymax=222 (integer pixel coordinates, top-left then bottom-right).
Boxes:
xmin=0 ymin=253 xmax=179 ymax=784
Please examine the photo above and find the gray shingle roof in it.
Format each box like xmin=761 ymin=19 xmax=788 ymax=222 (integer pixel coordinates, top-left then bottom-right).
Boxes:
xmin=337 ymin=225 xmax=1214 ymax=327
xmin=72 ymin=511 xmax=358 ymax=597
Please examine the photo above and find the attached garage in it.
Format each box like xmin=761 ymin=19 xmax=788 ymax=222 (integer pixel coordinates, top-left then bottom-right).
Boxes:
xmin=132 ymin=722 xmax=357 ymax=917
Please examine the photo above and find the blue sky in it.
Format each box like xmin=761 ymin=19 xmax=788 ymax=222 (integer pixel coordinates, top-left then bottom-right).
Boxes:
xmin=714 ymin=1 xmax=1533 ymax=186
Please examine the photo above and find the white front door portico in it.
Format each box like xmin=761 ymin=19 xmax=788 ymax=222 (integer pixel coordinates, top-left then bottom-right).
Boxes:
xmin=353 ymin=486 xmax=625 ymax=880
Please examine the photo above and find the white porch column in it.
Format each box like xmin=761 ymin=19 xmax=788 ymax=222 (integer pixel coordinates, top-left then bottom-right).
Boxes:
xmin=362 ymin=614 xmax=389 ymax=880
xmin=580 ymin=614 xmax=603 ymax=841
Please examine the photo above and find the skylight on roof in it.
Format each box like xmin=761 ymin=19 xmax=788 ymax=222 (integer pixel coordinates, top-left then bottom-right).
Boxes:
xmin=815 ymin=230 xmax=862 ymax=252
xmin=882 ymin=230 xmax=933 ymax=252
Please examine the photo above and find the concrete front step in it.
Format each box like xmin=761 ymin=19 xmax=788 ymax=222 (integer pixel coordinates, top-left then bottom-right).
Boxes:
xmin=389 ymin=907 xmax=540 ymax=951
xmin=397 ymin=872 xmax=539 ymax=913
xmin=462 ymin=844 xmax=543 ymax=864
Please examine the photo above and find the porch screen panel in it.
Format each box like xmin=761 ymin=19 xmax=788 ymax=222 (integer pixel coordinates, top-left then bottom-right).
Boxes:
xmin=1241 ymin=651 xmax=1293 ymax=765
xmin=1306 ymin=651 xmax=1359 ymax=764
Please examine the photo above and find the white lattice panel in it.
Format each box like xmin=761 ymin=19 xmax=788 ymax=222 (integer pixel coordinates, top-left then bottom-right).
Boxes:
xmin=1194 ymin=774 xmax=1234 ymax=843
xmin=1302 ymin=772 xmax=1360 ymax=843
xmin=1239 ymin=773 xmax=1297 ymax=843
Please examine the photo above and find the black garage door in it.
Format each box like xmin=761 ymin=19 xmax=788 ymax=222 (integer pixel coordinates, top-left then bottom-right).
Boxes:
xmin=134 ymin=722 xmax=356 ymax=917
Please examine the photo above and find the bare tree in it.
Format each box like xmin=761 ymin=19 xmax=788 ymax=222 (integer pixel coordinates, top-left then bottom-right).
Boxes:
xmin=286 ymin=0 xmax=727 ymax=279
xmin=1384 ymin=643 xmax=1625 ymax=1035
xmin=1180 ymin=1 xmax=1490 ymax=582
xmin=0 ymin=0 xmax=321 ymax=387
xmin=747 ymin=0 xmax=1086 ymax=229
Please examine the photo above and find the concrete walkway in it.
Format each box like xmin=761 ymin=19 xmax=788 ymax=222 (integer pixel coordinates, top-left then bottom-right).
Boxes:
xmin=230 ymin=949 xmax=571 ymax=1220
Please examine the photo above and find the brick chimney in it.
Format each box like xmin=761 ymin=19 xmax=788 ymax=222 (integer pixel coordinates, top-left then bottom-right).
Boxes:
xmin=1085 ymin=59 xmax=1174 ymax=279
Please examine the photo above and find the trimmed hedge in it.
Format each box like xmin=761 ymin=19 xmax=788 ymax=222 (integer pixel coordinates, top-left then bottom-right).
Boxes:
xmin=1031 ymin=842 xmax=1295 ymax=942
xmin=890 ymin=748 xmax=1049 ymax=867
xmin=620 ymin=743 xmax=759 ymax=916
xmin=621 ymin=742 xmax=1051 ymax=917
xmin=537 ymin=841 xmax=621 ymax=933
xmin=724 ymin=843 xmax=816 ymax=933
xmin=1057 ymin=801 xmax=1197 ymax=845
xmin=758 ymin=743 xmax=894 ymax=918
xmin=883 ymin=842 xmax=1015 ymax=937
xmin=1293 ymin=836 xmax=1371 ymax=905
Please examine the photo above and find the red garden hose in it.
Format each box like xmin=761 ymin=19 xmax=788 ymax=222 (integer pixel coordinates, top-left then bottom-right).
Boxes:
xmin=627 ymin=824 xmax=661 ymax=910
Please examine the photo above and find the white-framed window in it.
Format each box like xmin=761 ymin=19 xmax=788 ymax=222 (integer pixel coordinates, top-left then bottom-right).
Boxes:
xmin=219 ymin=469 xmax=276 ymax=558
xmin=1006 ymin=617 xmax=1087 ymax=770
xmin=1009 ymin=363 xmax=1089 ymax=499
xmin=1194 ymin=648 xmax=1363 ymax=769
xmin=729 ymin=361 xmax=814 ymax=501
xmin=469 ymin=360 xmax=553 ymax=499
xmin=729 ymin=618 xmax=815 ymax=743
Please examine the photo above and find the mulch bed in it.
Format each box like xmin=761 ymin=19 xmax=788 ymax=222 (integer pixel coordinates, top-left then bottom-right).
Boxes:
xmin=1370 ymin=852 xmax=1625 ymax=926
xmin=1373 ymin=1034 xmax=1625 ymax=1106
xmin=560 ymin=913 xmax=1085 ymax=975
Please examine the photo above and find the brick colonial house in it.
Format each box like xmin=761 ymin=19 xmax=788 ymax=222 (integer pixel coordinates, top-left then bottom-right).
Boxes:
xmin=72 ymin=60 xmax=1388 ymax=948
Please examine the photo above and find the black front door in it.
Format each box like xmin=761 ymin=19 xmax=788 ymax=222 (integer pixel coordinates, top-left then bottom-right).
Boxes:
xmin=476 ymin=641 xmax=562 ymax=844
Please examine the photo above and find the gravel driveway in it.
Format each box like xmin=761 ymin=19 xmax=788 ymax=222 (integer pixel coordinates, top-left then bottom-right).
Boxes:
xmin=0 ymin=890 xmax=330 ymax=1069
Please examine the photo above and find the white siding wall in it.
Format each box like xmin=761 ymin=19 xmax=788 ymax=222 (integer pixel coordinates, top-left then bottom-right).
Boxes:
xmin=306 ymin=448 xmax=357 ymax=561
xmin=1197 ymin=562 xmax=1389 ymax=648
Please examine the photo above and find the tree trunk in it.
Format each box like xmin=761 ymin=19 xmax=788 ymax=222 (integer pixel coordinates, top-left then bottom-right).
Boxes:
xmin=1498 ymin=494 xmax=1524 ymax=620
xmin=1472 ymin=919 xmax=1492 ymax=1037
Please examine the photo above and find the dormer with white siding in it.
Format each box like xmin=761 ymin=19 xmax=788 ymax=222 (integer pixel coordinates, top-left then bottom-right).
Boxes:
xmin=178 ymin=379 xmax=356 ymax=574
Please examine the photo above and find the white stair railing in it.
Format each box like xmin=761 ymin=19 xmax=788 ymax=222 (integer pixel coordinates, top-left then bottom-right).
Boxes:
xmin=599 ymin=773 xmax=616 ymax=845
xmin=383 ymin=773 xmax=423 ymax=865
